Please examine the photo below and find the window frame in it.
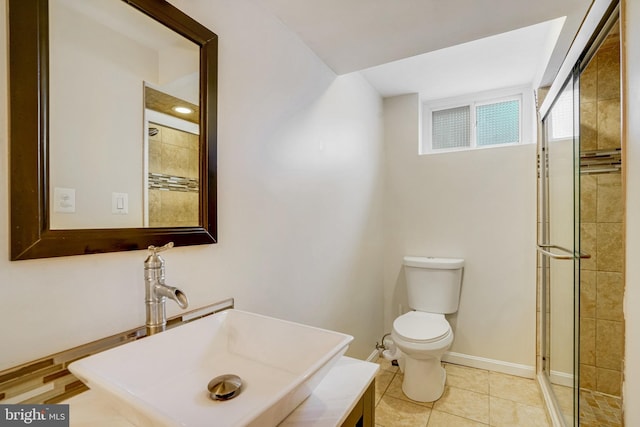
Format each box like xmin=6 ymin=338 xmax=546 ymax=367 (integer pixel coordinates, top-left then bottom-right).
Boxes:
xmin=421 ymin=86 xmax=532 ymax=155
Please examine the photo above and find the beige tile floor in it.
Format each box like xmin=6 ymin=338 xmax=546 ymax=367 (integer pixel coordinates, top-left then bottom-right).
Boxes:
xmin=374 ymin=358 xmax=551 ymax=427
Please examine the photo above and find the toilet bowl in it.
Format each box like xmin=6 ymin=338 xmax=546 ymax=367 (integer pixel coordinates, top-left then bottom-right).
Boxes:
xmin=391 ymin=311 xmax=453 ymax=401
xmin=392 ymin=256 xmax=464 ymax=402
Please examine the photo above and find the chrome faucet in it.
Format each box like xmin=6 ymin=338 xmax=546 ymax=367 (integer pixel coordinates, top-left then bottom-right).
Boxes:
xmin=144 ymin=242 xmax=189 ymax=335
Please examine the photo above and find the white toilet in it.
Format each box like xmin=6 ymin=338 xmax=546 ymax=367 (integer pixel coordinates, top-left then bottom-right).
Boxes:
xmin=390 ymin=256 xmax=464 ymax=402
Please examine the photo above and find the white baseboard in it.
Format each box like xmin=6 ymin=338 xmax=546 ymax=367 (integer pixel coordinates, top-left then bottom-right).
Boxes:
xmin=442 ymin=351 xmax=536 ymax=379
xmin=549 ymin=370 xmax=574 ymax=387
xmin=366 ymin=347 xmax=536 ymax=379
xmin=366 ymin=348 xmax=381 ymax=362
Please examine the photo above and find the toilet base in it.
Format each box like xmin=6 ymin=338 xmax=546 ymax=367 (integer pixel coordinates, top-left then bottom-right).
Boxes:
xmin=401 ymin=356 xmax=446 ymax=402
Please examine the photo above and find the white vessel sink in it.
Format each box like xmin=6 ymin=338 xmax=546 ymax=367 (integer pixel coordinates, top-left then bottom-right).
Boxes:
xmin=69 ymin=309 xmax=353 ymax=426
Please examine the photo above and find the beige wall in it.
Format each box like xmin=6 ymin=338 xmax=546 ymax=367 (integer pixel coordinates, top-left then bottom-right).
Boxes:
xmin=383 ymin=94 xmax=538 ymax=373
xmin=0 ymin=0 xmax=384 ymax=369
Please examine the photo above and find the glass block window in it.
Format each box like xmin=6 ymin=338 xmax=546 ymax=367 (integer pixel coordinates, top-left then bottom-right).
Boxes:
xmin=476 ymin=100 xmax=520 ymax=146
xmin=432 ymin=106 xmax=471 ymax=149
xmin=424 ymin=92 xmax=525 ymax=153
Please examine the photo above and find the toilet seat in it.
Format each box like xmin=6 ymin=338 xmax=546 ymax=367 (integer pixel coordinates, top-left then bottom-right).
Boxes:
xmin=393 ymin=311 xmax=451 ymax=343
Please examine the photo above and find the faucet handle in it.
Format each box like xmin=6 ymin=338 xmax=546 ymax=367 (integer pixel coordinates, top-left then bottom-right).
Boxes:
xmin=145 ymin=242 xmax=173 ymax=270
xmin=148 ymin=242 xmax=174 ymax=255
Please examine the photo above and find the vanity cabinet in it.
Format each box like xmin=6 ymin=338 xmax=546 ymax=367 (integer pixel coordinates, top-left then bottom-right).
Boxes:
xmin=341 ymin=381 xmax=375 ymax=427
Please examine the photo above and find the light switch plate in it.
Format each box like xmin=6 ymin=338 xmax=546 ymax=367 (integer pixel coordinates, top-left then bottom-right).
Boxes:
xmin=112 ymin=192 xmax=128 ymax=215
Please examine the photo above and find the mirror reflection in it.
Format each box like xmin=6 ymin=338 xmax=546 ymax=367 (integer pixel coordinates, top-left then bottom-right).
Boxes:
xmin=145 ymin=86 xmax=200 ymax=227
xmin=49 ymin=0 xmax=200 ymax=230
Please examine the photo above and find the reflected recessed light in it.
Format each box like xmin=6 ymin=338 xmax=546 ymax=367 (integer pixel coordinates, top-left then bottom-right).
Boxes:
xmin=172 ymin=106 xmax=193 ymax=114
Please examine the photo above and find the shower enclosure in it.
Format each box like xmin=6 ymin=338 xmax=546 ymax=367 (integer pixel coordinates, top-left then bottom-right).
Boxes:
xmin=537 ymin=3 xmax=623 ymax=426
xmin=538 ymin=67 xmax=583 ymax=427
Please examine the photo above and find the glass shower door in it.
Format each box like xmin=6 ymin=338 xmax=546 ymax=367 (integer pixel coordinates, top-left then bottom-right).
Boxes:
xmin=539 ymin=75 xmax=581 ymax=426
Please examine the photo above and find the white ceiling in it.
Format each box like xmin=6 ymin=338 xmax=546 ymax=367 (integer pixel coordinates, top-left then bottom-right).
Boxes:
xmin=361 ymin=17 xmax=566 ymax=101
xmin=249 ymin=0 xmax=593 ymax=98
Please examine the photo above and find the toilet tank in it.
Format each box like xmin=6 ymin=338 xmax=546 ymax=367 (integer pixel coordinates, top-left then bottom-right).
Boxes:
xmin=403 ymin=256 xmax=464 ymax=314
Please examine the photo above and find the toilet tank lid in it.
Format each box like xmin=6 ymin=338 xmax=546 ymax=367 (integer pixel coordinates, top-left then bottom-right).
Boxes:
xmin=403 ymin=256 xmax=464 ymax=269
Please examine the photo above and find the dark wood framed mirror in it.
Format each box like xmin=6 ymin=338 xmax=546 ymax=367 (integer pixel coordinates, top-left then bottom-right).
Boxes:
xmin=8 ymin=0 xmax=218 ymax=260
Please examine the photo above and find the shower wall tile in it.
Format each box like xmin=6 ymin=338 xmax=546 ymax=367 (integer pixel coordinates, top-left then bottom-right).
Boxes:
xmin=578 ymin=28 xmax=623 ymax=399
xmin=595 ymin=319 xmax=624 ymax=370
xmin=162 ymin=191 xmax=199 ymax=221
xmin=580 ymin=59 xmax=597 ymax=105
xmin=597 ymin=46 xmax=621 ymax=101
xmin=580 ymin=223 xmax=597 ymax=270
xmin=149 ymin=123 xmax=199 ymax=179
xmin=147 ymin=123 xmax=200 ymax=227
xmin=581 ymin=318 xmax=596 ymax=366
xmin=580 ymin=270 xmax=596 ymax=318
xmin=149 ymin=190 xmax=199 ymax=228
xmin=162 ymin=126 xmax=197 ymax=149
xmin=580 ymin=102 xmax=598 ymax=152
xmin=148 ymin=190 xmax=161 ymax=221
xmin=148 ymin=125 xmax=162 ymax=173
xmin=596 ymin=272 xmax=624 ymax=321
xmin=596 ymin=222 xmax=624 ymax=273
xmin=162 ymin=143 xmax=198 ymax=179
xmin=580 ymin=364 xmax=596 ymax=390
xmin=596 ymin=174 xmax=623 ymax=223
xmin=597 ymin=99 xmax=621 ymax=150
xmin=596 ymin=367 xmax=622 ymax=396
xmin=580 ymin=174 xmax=597 ymax=222
xmin=148 ymin=139 xmax=162 ymax=173
xmin=148 ymin=190 xmax=199 ymax=228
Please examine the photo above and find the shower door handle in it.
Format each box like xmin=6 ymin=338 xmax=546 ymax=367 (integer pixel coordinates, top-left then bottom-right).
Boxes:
xmin=536 ymin=244 xmax=591 ymax=260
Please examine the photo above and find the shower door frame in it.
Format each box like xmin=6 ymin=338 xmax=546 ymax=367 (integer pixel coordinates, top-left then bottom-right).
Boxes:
xmin=538 ymin=71 xmax=581 ymax=427
xmin=536 ymin=1 xmax=620 ymax=425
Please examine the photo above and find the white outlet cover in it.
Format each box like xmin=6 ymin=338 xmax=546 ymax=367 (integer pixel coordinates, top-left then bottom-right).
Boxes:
xmin=54 ymin=187 xmax=76 ymax=213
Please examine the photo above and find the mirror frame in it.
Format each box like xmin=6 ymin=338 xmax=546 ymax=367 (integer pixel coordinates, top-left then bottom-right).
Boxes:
xmin=8 ymin=0 xmax=218 ymax=260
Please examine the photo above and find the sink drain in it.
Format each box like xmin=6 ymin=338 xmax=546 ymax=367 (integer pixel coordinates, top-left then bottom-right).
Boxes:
xmin=207 ymin=374 xmax=242 ymax=401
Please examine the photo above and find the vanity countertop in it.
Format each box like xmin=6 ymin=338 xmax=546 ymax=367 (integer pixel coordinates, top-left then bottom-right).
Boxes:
xmin=64 ymin=356 xmax=379 ymax=427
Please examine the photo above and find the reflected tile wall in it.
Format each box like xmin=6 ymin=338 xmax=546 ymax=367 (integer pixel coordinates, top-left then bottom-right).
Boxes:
xmin=579 ymin=28 xmax=624 ymax=397
xmin=148 ymin=123 xmax=199 ymax=227
xmin=149 ymin=189 xmax=199 ymax=227
xmin=149 ymin=124 xmax=199 ymax=179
